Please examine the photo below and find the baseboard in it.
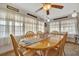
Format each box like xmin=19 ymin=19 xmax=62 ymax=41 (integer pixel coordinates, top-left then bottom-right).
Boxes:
xmin=66 ymin=41 xmax=79 ymax=45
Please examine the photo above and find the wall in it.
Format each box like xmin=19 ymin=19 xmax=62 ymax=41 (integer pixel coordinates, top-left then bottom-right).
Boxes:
xmin=77 ymin=14 xmax=79 ymax=35
xmin=44 ymin=22 xmax=50 ymax=33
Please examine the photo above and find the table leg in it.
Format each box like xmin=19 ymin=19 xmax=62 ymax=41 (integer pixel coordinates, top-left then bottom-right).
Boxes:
xmin=75 ymin=36 xmax=78 ymax=44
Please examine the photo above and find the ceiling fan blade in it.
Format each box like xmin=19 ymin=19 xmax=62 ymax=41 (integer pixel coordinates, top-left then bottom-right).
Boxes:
xmin=35 ymin=7 xmax=43 ymax=12
xmin=51 ymin=4 xmax=64 ymax=9
xmin=46 ymin=10 xmax=49 ymax=15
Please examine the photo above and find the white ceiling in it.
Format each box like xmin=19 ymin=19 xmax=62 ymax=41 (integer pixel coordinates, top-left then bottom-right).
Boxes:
xmin=9 ymin=3 xmax=79 ymax=20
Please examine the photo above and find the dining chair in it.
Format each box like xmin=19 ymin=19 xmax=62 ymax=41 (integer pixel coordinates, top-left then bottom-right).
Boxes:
xmin=37 ymin=31 xmax=43 ymax=38
xmin=54 ymin=32 xmax=67 ymax=56
xmin=37 ymin=31 xmax=42 ymax=34
xmin=10 ymin=34 xmax=23 ymax=56
xmin=56 ymin=32 xmax=67 ymax=55
xmin=61 ymin=32 xmax=67 ymax=55
xmin=37 ymin=31 xmax=43 ymax=35
xmin=44 ymin=40 xmax=62 ymax=56
xmin=51 ymin=31 xmax=60 ymax=35
xmin=45 ymin=32 xmax=67 ymax=56
xmin=10 ymin=34 xmax=39 ymax=56
xmin=25 ymin=31 xmax=35 ymax=39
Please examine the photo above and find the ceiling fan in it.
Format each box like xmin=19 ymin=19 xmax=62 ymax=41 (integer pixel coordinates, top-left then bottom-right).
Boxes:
xmin=36 ymin=3 xmax=64 ymax=15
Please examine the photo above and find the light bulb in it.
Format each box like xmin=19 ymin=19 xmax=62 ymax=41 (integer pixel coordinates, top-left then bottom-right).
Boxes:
xmin=43 ymin=4 xmax=51 ymax=10
xmin=47 ymin=19 xmax=50 ymax=22
xmin=72 ymin=10 xmax=77 ymax=17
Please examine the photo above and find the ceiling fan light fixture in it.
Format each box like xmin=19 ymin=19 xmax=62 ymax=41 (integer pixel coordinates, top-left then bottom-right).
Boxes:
xmin=43 ymin=4 xmax=51 ymax=10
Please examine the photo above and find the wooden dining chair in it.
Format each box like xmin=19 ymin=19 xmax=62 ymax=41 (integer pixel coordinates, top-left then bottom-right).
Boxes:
xmin=25 ymin=31 xmax=35 ymax=39
xmin=45 ymin=32 xmax=67 ymax=56
xmin=37 ymin=31 xmax=43 ymax=35
xmin=55 ymin=32 xmax=67 ymax=56
xmin=44 ymin=40 xmax=62 ymax=56
xmin=36 ymin=31 xmax=43 ymax=38
xmin=10 ymin=34 xmax=23 ymax=56
xmin=61 ymin=32 xmax=67 ymax=55
xmin=51 ymin=31 xmax=59 ymax=35
xmin=54 ymin=32 xmax=67 ymax=56
xmin=10 ymin=34 xmax=39 ymax=56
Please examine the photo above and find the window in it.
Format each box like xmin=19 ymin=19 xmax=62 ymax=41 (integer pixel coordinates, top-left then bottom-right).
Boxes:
xmin=25 ymin=23 xmax=29 ymax=33
xmin=25 ymin=17 xmax=37 ymax=33
xmin=50 ymin=21 xmax=59 ymax=32
xmin=38 ymin=21 xmax=44 ymax=32
xmin=0 ymin=9 xmax=44 ymax=37
xmin=32 ymin=19 xmax=37 ymax=33
xmin=61 ymin=19 xmax=77 ymax=34
xmin=9 ymin=21 xmax=13 ymax=34
xmin=50 ymin=19 xmax=77 ymax=35
xmin=15 ymin=22 xmax=23 ymax=36
xmin=0 ymin=20 xmax=6 ymax=38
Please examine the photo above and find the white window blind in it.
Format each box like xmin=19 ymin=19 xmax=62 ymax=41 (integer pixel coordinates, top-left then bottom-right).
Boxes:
xmin=0 ymin=20 xmax=6 ymax=37
xmin=61 ymin=19 xmax=77 ymax=34
xmin=38 ymin=21 xmax=44 ymax=32
xmin=15 ymin=22 xmax=23 ymax=36
xmin=0 ymin=9 xmax=44 ymax=46
xmin=24 ymin=17 xmax=37 ymax=33
xmin=50 ymin=21 xmax=59 ymax=32
xmin=50 ymin=19 xmax=77 ymax=35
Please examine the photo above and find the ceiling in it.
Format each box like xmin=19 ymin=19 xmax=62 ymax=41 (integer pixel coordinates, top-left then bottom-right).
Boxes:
xmin=9 ymin=3 xmax=79 ymax=21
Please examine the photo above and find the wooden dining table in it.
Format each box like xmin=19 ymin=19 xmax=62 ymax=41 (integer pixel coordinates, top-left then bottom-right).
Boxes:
xmin=19 ymin=34 xmax=64 ymax=56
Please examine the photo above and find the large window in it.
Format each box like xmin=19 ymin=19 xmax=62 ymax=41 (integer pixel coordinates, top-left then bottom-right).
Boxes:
xmin=9 ymin=21 xmax=14 ymax=34
xmin=61 ymin=19 xmax=77 ymax=34
xmin=50 ymin=19 xmax=77 ymax=35
xmin=38 ymin=21 xmax=44 ymax=32
xmin=15 ymin=22 xmax=23 ymax=36
xmin=0 ymin=9 xmax=44 ymax=38
xmin=25 ymin=17 xmax=37 ymax=33
xmin=50 ymin=21 xmax=59 ymax=32
xmin=0 ymin=20 xmax=6 ymax=37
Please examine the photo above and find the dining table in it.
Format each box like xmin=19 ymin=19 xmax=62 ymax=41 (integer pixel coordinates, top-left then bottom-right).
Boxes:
xmin=19 ymin=34 xmax=64 ymax=56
